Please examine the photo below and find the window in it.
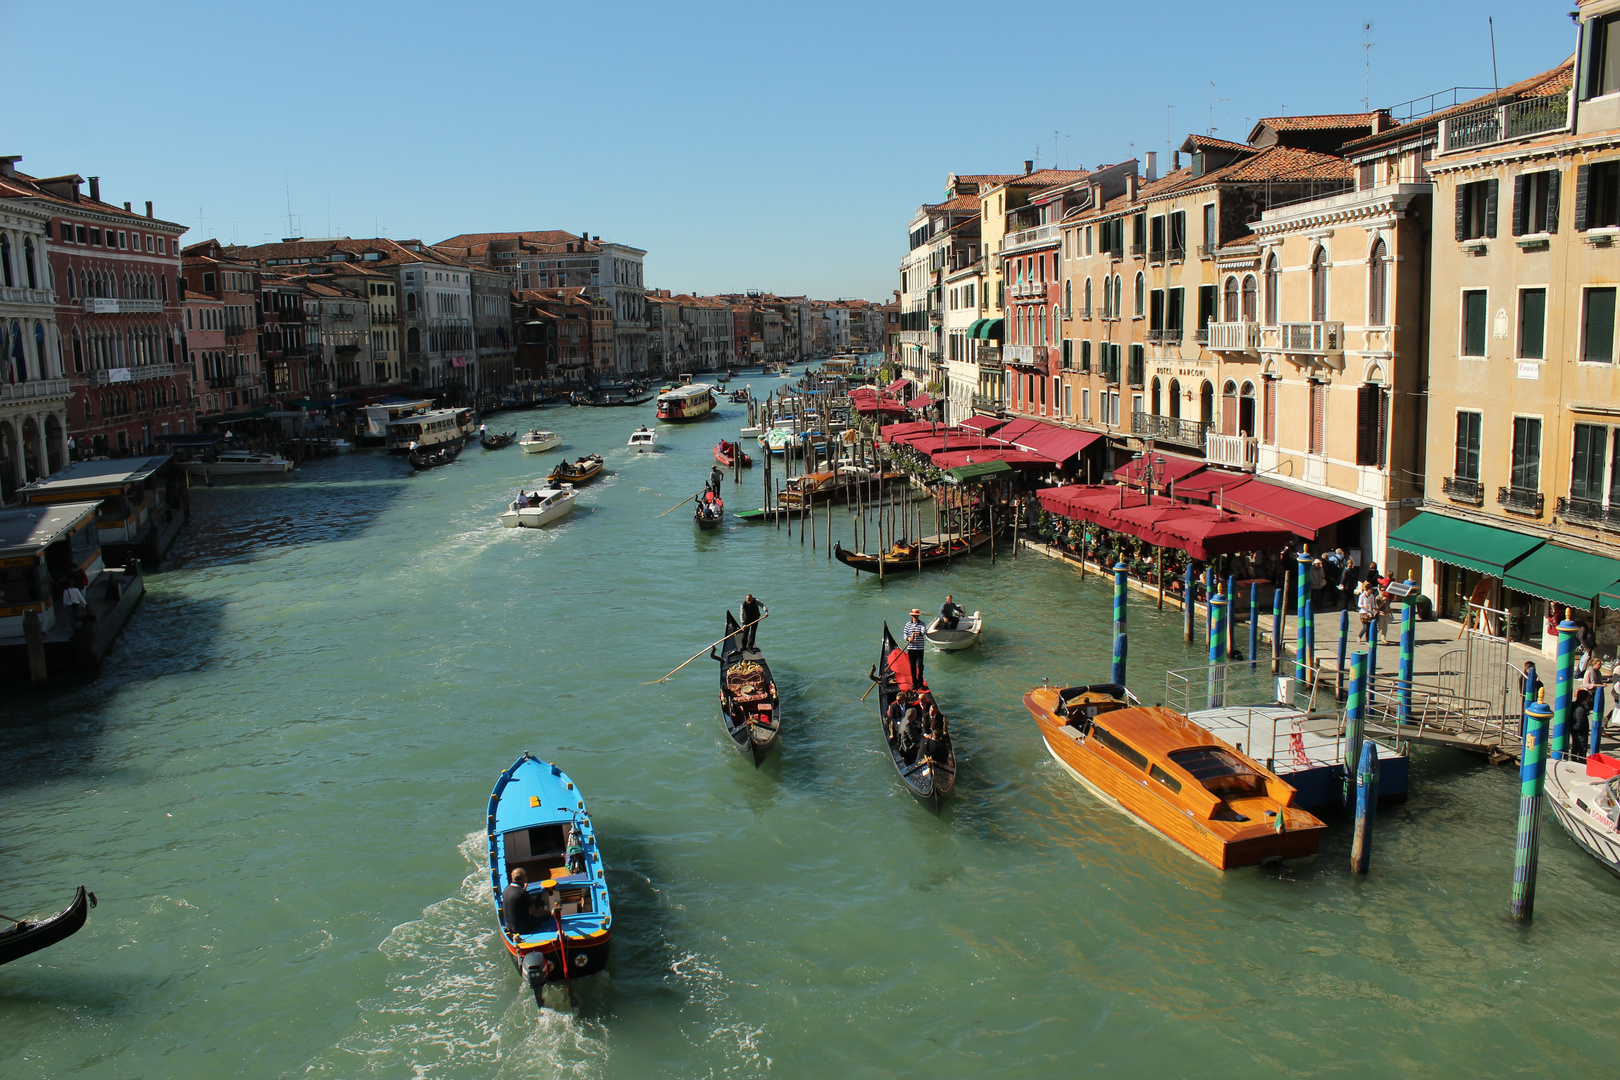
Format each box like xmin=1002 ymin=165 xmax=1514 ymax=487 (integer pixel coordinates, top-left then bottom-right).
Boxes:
xmin=1061 ymin=339 xmax=1072 ymax=369
xmin=1063 ymin=383 xmax=1072 ymax=416
xmin=1083 ymin=277 xmax=1092 ymax=314
xmin=1571 ymin=423 xmax=1613 ymax=503
xmin=1149 ymin=764 xmax=1183 ymax=794
xmin=1263 ymin=377 xmax=1277 ymax=443
xmin=1168 ymin=211 xmax=1186 ymax=260
xmin=1129 ymin=344 xmax=1144 ymax=386
xmin=1518 ymin=288 xmax=1547 ymax=359
xmin=1150 ymin=289 xmax=1165 ymax=333
xmin=1513 ymin=171 xmax=1560 ymax=235
xmin=1367 ymin=240 xmax=1387 ymax=325
xmin=1133 ymin=273 xmax=1144 ymax=317
xmin=1586 ymin=13 xmax=1620 ymax=99
xmin=1064 ymin=279 xmax=1072 ymax=314
xmin=1202 ymin=203 xmax=1216 ymax=249
xmin=1132 ymin=214 xmax=1145 ymax=254
xmin=1455 ymin=179 xmax=1498 ymax=240
xmin=1510 ymin=417 xmax=1542 ymax=492
xmin=1462 ymin=290 xmax=1489 ymax=356
xmin=1093 ymin=725 xmax=1148 ymax=770
xmin=203 ymin=272 xmax=216 ymax=292
xmin=1080 ymin=340 xmax=1091 ymax=372
xmin=1149 ymin=215 xmax=1166 ymax=261
xmin=75 ymin=225 xmax=86 ymax=243
xmin=1241 ymin=275 xmax=1257 ymax=322
xmin=1223 ymin=277 xmax=1239 ymax=322
xmin=1577 ymin=161 xmax=1620 ymax=230
xmin=1355 ymin=384 xmax=1388 ymax=467
xmin=1198 ymin=285 xmax=1216 ymax=335
xmin=1167 ymin=288 xmax=1184 ymax=338
xmin=88 ymin=227 xmax=101 ymax=246
xmin=1455 ymin=411 xmax=1483 ymax=481
xmin=1308 ymin=381 xmax=1326 ymax=454
xmin=1264 ymin=253 xmax=1279 ymax=324
xmin=1081 ymin=388 xmax=1090 ymax=420
xmin=59 ymin=222 xmax=72 ymax=243
xmin=1585 ymin=287 xmax=1617 ymax=362
xmin=1309 ymin=247 xmax=1329 ymax=320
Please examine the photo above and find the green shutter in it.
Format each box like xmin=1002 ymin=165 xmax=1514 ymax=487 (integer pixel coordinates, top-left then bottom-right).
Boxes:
xmin=1518 ymin=288 xmax=1546 ymax=359
xmin=1463 ymin=291 xmax=1488 ymax=356
xmin=1585 ymin=287 xmax=1616 ymax=363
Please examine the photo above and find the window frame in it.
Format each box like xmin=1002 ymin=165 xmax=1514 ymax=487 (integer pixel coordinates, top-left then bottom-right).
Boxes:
xmin=1517 ymin=286 xmax=1547 ymax=360
xmin=1461 ymin=289 xmax=1489 ymax=358
xmin=1583 ymin=285 xmax=1618 ymax=363
xmin=1509 ymin=415 xmax=1543 ymax=494
xmin=1454 ymin=410 xmax=1483 ymax=482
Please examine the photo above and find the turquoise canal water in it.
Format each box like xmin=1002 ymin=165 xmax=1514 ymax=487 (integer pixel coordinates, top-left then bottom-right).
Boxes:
xmin=3 ymin=390 xmax=1620 ymax=1079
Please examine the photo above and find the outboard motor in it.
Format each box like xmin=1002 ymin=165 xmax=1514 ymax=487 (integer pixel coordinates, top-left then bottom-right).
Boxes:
xmin=521 ymin=948 xmax=553 ymax=990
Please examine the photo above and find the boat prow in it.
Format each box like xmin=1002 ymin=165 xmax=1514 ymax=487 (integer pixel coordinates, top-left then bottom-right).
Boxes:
xmin=0 ymin=886 xmax=96 ymax=966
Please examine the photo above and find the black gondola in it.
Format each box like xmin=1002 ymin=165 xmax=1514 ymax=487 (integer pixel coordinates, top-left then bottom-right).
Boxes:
xmin=694 ymin=490 xmax=724 ymax=530
xmin=408 ymin=439 xmax=465 ymax=470
xmin=710 ymin=610 xmax=780 ymax=765
xmin=0 ymin=886 xmax=95 ymax=966
xmin=833 ymin=528 xmax=996 ymax=574
xmin=872 ymin=623 xmax=956 ymax=814
xmin=480 ymin=428 xmax=516 ymax=449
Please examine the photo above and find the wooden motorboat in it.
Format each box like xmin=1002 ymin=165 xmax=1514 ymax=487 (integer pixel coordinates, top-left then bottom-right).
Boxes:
xmin=926 ymin=610 xmax=982 ymax=651
xmin=487 ymin=754 xmax=611 ymax=1003
xmin=547 ymin=454 xmax=604 ymax=485
xmin=1022 ymin=682 xmax=1326 ymax=869
xmin=1546 ymin=756 xmax=1620 ymax=879
xmin=500 ymin=484 xmax=578 ymax=529
xmin=710 ymin=610 xmax=781 ymax=765
xmin=408 ymin=439 xmax=464 ymax=470
xmin=480 ymin=427 xmax=517 ymax=450
xmin=872 ymin=623 xmax=955 ymax=814
xmin=519 ymin=430 xmax=562 ymax=453
xmin=0 ymin=886 xmax=96 ymax=966
xmin=778 ymin=466 xmax=887 ymax=508
xmin=729 ymin=388 xmax=751 ymax=403
xmin=713 ymin=440 xmax=753 ymax=468
xmin=834 ymin=529 xmax=997 ymax=575
xmin=628 ymin=427 xmax=659 ymax=452
xmin=694 ymin=489 xmax=724 ymax=530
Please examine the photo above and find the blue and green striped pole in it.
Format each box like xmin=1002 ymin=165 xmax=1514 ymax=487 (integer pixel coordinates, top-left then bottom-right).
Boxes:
xmin=1299 ymin=598 xmax=1315 ymax=684
xmin=1398 ymin=584 xmax=1416 ymax=723
xmin=1345 ymin=650 xmax=1367 ymax=806
xmin=1593 ymin=685 xmax=1607 ymax=760
xmin=1249 ymin=581 xmax=1260 ymax=671
xmin=1225 ymin=573 xmax=1237 ymax=659
xmin=1205 ymin=567 xmax=1215 ymax=645
xmin=1208 ymin=593 xmax=1228 ymax=709
xmin=1550 ymin=620 xmax=1578 ymax=760
xmin=1350 ymin=738 xmax=1378 ymax=875
xmin=1511 ymin=701 xmax=1553 ymax=920
xmin=1112 ymin=561 xmax=1128 ymax=687
xmin=1183 ymin=562 xmax=1195 ymax=644
xmin=1336 ymin=608 xmax=1350 ymax=702
xmin=1272 ymin=572 xmax=1286 ymax=674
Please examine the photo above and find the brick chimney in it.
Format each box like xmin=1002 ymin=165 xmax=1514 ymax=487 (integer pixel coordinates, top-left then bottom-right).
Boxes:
xmin=1024 ymin=160 xmax=1033 ymax=175
xmin=88 ymin=176 xmax=100 ymax=201
xmin=145 ymin=200 xmax=153 ymax=218
xmin=123 ymin=201 xmax=132 ymax=212
xmin=0 ymin=156 xmax=19 ymax=179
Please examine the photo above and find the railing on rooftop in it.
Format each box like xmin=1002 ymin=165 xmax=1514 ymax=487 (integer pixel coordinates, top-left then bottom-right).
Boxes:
xmin=1003 ymin=223 xmax=1060 ymax=252
xmin=1442 ymin=92 xmax=1569 ymax=152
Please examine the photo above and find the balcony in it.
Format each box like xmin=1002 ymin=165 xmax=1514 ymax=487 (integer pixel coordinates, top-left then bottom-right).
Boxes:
xmin=1206 ymin=433 xmax=1259 ymax=471
xmin=90 ymin=363 xmax=180 ymax=386
xmin=975 ymin=345 xmax=1001 ymax=368
xmin=1128 ymin=242 xmax=1144 ymax=258
xmin=1002 ymin=223 xmax=1061 ymax=254
xmin=1148 ymin=247 xmax=1165 ymax=266
xmin=1498 ymin=486 xmax=1545 ymax=516
xmin=1208 ymin=320 xmax=1261 ymax=352
xmin=235 ymin=374 xmax=256 ymax=388
xmin=1442 ymin=475 xmax=1484 ymax=505
xmin=0 ymin=286 xmax=55 ymax=305
xmin=1167 ymin=244 xmax=1186 ymax=263
xmin=277 ymin=308 xmax=306 ymax=323
xmin=1003 ymin=344 xmax=1046 ymax=367
xmin=1442 ymin=92 xmax=1568 ymax=152
xmin=1557 ymin=496 xmax=1620 ymax=530
xmin=83 ymin=297 xmax=163 ymax=314
xmin=1077 ymin=306 xmax=1092 ymax=320
xmin=1196 ymin=243 xmax=1216 ymax=258
xmin=1127 ymin=355 xmax=1144 ymax=387
xmin=971 ymin=393 xmax=1006 ymax=416
xmin=0 ymin=377 xmax=69 ymax=402
xmin=1132 ymin=411 xmax=1209 ymax=449
xmin=224 ymin=321 xmax=247 ymax=339
xmin=1147 ymin=328 xmax=1183 ymax=344
xmin=1275 ymin=321 xmax=1344 ymax=354
xmin=1195 ymin=328 xmax=1209 ymax=346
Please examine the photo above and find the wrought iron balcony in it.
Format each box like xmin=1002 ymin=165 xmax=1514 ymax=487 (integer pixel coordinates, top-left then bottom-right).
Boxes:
xmin=1442 ymin=475 xmax=1484 ymax=505
xmin=1132 ymin=411 xmax=1209 ymax=449
xmin=1078 ymin=306 xmax=1092 ymax=320
xmin=1208 ymin=320 xmax=1261 ymax=352
xmin=1498 ymin=486 xmax=1545 ymax=516
xmin=1167 ymin=244 xmax=1186 ymax=263
xmin=1442 ymin=92 xmax=1568 ymax=152
xmin=1557 ymin=496 xmax=1620 ymax=530
xmin=970 ymin=393 xmax=1006 ymax=416
xmin=1146 ymin=328 xmax=1183 ymax=344
xmin=1148 ymin=247 xmax=1166 ymax=265
xmin=1128 ymin=242 xmax=1144 ymax=257
xmin=1205 ymin=433 xmax=1259 ymax=472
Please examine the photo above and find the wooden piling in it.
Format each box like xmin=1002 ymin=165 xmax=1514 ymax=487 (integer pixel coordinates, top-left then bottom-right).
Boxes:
xmin=24 ymin=609 xmax=48 ymax=687
xmin=1350 ymin=738 xmax=1377 ymax=875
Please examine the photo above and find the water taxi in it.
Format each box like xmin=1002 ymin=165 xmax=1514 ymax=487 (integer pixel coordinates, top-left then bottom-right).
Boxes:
xmin=1547 ymin=756 xmax=1620 ymax=879
xmin=1023 ymin=683 xmax=1326 ymax=869
xmin=179 ymin=450 xmax=293 ymax=476
xmin=627 ymin=427 xmax=659 ymax=452
xmin=655 ymin=383 xmax=717 ymax=422
xmin=386 ymin=409 xmax=466 ymax=454
xmin=487 ymin=754 xmax=611 ymax=1003
xmin=519 ymin=430 xmax=562 ymax=454
xmin=500 ymin=485 xmax=577 ymax=529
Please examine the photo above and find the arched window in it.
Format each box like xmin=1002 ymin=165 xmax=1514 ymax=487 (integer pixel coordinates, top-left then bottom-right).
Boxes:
xmin=1265 ymin=253 xmax=1280 ymax=324
xmin=1223 ymin=276 xmax=1239 ymax=322
xmin=1150 ymin=376 xmax=1162 ymax=415
xmin=23 ymin=238 xmax=37 ymax=289
xmin=1221 ymin=379 xmax=1238 ymax=435
xmin=34 ymin=323 xmax=45 ymax=378
xmin=1368 ymin=238 xmax=1388 ymax=325
xmin=1134 ymin=272 xmax=1145 ymax=317
xmin=0 ymin=235 xmax=11 ymax=288
xmin=1241 ymin=275 xmax=1258 ymax=321
xmin=1310 ymin=246 xmax=1328 ymax=321
xmin=1083 ymin=277 xmax=1092 ymax=314
xmin=1101 ymin=276 xmax=1112 ymax=319
xmin=1168 ymin=377 xmax=1182 ymax=419
xmin=1239 ymin=380 xmax=1257 ymax=437
xmin=1113 ymin=276 xmax=1123 ymax=318
xmin=1199 ymin=380 xmax=1215 ymax=427
xmin=1064 ymin=278 xmax=1072 ymax=313
xmin=66 ymin=266 xmax=76 ymax=298
xmin=72 ymin=332 xmax=83 ymax=373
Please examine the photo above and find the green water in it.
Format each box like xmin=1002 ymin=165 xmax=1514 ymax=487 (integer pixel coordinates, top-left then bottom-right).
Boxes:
xmin=3 ymin=394 xmax=1619 ymax=1079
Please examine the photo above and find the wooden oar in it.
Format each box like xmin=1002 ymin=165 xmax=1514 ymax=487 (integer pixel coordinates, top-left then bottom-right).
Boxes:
xmin=0 ymin=911 xmax=25 ymax=924
xmin=643 ymin=614 xmax=768 ymax=684
xmin=656 ymin=495 xmax=693 ymax=518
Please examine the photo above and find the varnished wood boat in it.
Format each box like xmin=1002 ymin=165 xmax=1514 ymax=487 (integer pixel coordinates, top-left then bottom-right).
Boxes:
xmin=409 ymin=438 xmax=464 ymax=470
xmin=714 ymin=440 xmax=753 ymax=468
xmin=710 ymin=610 xmax=780 ymax=765
xmin=1023 ymin=683 xmax=1326 ymax=869
xmin=480 ymin=428 xmax=517 ymax=450
xmin=0 ymin=886 xmax=95 ymax=966
xmin=834 ymin=528 xmax=996 ymax=575
xmin=873 ymin=623 xmax=955 ymax=814
xmin=547 ymin=454 xmax=604 ymax=485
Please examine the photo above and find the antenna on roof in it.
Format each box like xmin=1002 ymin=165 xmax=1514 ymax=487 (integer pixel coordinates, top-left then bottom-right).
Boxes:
xmin=1209 ymin=82 xmax=1216 ymax=135
xmin=1489 ymin=16 xmax=1500 ymax=104
xmin=1363 ymin=22 xmax=1375 ymax=111
xmin=1165 ymin=104 xmax=1174 ymax=156
xmin=286 ymin=183 xmax=294 ymax=239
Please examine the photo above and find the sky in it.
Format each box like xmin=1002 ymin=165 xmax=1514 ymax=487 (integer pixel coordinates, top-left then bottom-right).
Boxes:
xmin=0 ymin=1 xmax=1580 ymax=301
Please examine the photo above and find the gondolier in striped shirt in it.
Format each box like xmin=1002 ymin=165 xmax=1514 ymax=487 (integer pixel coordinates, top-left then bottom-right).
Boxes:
xmin=903 ymin=610 xmax=928 ymax=688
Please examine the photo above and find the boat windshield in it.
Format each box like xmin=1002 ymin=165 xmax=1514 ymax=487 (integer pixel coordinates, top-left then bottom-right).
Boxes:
xmin=1167 ymin=748 xmax=1266 ymax=796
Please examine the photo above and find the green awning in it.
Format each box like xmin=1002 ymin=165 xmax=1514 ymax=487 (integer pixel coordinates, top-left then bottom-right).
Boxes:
xmin=966 ymin=318 xmax=988 ymax=338
xmin=1386 ymin=513 xmax=1543 ymax=577
xmin=943 ymin=459 xmax=1012 ymax=483
xmin=1502 ymin=544 xmax=1620 ymax=610
xmin=975 ymin=318 xmax=1005 ymax=341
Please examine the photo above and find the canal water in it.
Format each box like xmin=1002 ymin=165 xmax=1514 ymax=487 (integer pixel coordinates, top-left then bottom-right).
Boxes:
xmin=3 ymin=388 xmax=1619 ymax=1079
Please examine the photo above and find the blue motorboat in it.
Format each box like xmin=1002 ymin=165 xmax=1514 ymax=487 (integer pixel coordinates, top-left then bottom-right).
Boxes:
xmin=486 ymin=754 xmax=612 ymax=1001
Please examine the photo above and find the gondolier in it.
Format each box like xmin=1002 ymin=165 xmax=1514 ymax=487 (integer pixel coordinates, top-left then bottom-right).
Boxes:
xmin=741 ymin=594 xmax=765 ymax=648
xmin=903 ymin=609 xmax=927 ymax=688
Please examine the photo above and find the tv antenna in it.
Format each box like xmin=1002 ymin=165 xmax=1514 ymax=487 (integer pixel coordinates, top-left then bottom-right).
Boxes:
xmin=1363 ymin=22 xmax=1376 ymax=111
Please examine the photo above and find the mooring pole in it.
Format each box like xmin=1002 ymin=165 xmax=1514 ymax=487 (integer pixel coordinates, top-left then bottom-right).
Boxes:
xmin=1350 ymin=738 xmax=1378 ymax=875
xmin=1551 ymin=620 xmax=1578 ymax=760
xmin=1336 ymin=608 xmax=1350 ymax=703
xmin=1345 ymin=650 xmax=1368 ymax=807
xmin=1207 ymin=593 xmax=1228 ymax=709
xmin=1225 ymin=573 xmax=1236 ymax=659
xmin=1183 ymin=562 xmax=1195 ymax=644
xmin=1272 ymin=574 xmax=1285 ymax=675
xmin=1511 ymin=701 xmax=1553 ymax=921
xmin=1398 ymin=587 xmax=1416 ymax=724
xmin=1593 ymin=685 xmax=1607 ymax=760
xmin=1112 ymin=561 xmax=1128 ymax=687
xmin=1249 ymin=580 xmax=1259 ymax=671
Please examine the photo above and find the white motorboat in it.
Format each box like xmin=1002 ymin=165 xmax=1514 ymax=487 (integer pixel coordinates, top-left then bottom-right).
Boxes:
xmin=518 ymin=429 xmax=562 ymax=454
xmin=180 ymin=450 xmax=293 ymax=476
xmin=628 ymin=426 xmax=659 ymax=452
xmin=738 ymin=425 xmax=762 ymax=438
xmin=499 ymin=484 xmax=578 ymax=529
xmin=1546 ymin=757 xmax=1620 ymax=879
xmin=925 ymin=610 xmax=983 ymax=651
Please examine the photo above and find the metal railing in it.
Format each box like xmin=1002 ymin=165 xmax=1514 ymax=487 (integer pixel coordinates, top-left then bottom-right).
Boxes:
xmin=1003 ymin=223 xmax=1061 ymax=252
xmin=1167 ymin=244 xmax=1186 ymax=263
xmin=1208 ymin=320 xmax=1261 ymax=351
xmin=970 ymin=393 xmax=1006 ymax=415
xmin=1557 ymin=495 xmax=1620 ymax=529
xmin=1278 ymin=321 xmax=1344 ymax=352
xmin=1132 ymin=410 xmax=1209 ymax=448
xmin=1442 ymin=92 xmax=1568 ymax=152
xmin=1146 ymin=328 xmax=1183 ymax=344
xmin=83 ymin=297 xmax=163 ymax=314
xmin=1442 ymin=475 xmax=1484 ymax=504
xmin=1206 ymin=433 xmax=1259 ymax=471
xmin=1363 ymin=673 xmax=1509 ymax=749
xmin=1497 ymin=485 xmax=1545 ymax=516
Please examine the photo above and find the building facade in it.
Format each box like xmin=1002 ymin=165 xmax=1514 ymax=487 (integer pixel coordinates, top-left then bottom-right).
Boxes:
xmin=0 ymin=194 xmax=69 ymax=497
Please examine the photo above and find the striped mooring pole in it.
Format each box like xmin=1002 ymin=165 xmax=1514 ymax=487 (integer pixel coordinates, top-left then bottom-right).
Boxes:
xmin=1249 ymin=580 xmax=1260 ymax=671
xmin=1300 ymin=598 xmax=1316 ymax=684
xmin=1551 ymin=620 xmax=1579 ymax=760
xmin=1182 ymin=562 xmax=1195 ymax=644
xmin=1205 ymin=567 xmax=1215 ymax=645
xmin=1345 ymin=650 xmax=1368 ymax=807
xmin=1511 ymin=701 xmax=1553 ymax=921
xmin=1225 ymin=573 xmax=1237 ymax=658
xmin=1398 ymin=585 xmax=1416 ymax=724
xmin=1207 ymin=593 xmax=1228 ymax=710
xmin=1593 ymin=685 xmax=1607 ymax=760
xmin=1350 ymin=737 xmax=1378 ymax=875
xmin=1272 ymin=572 xmax=1286 ymax=674
xmin=1336 ymin=608 xmax=1350 ymax=702
xmin=1112 ymin=561 xmax=1128 ymax=687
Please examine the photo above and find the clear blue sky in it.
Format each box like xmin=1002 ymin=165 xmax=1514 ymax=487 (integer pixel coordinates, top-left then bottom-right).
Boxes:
xmin=1 ymin=1 xmax=1577 ymax=301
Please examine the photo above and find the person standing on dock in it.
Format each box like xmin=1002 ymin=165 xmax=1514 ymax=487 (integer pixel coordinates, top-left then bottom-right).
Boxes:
xmin=904 ymin=609 xmax=928 ymax=688
xmin=741 ymin=594 xmax=766 ymax=649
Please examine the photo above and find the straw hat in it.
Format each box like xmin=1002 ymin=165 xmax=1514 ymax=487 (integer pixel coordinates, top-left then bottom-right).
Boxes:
xmin=910 ymin=608 xmax=921 ymax=616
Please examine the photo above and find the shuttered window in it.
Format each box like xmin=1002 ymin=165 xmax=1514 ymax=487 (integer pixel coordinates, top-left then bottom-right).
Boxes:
xmin=1455 ymin=179 xmax=1498 ymax=240
xmin=1355 ymin=384 xmax=1387 ymax=467
xmin=1263 ymin=377 xmax=1277 ymax=444
xmin=1513 ymin=171 xmax=1560 ymax=234
xmin=1585 ymin=287 xmax=1617 ymax=362
xmin=1510 ymin=417 xmax=1542 ymax=493
xmin=1518 ymin=288 xmax=1546 ymax=359
xmin=1455 ymin=411 xmax=1482 ymax=482
xmin=1577 ymin=162 xmax=1620 ymax=230
xmin=1367 ymin=239 xmax=1388 ymax=325
xmin=1462 ymin=290 xmax=1489 ymax=356
xmin=1308 ymin=381 xmax=1326 ymax=455
xmin=1572 ymin=423 xmax=1609 ymax=502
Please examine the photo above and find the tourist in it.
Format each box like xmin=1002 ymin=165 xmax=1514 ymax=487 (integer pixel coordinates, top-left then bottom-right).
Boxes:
xmin=903 ymin=608 xmax=928 ymax=687
xmin=741 ymin=593 xmax=765 ymax=648
xmin=1309 ymin=557 xmax=1327 ymax=609
xmin=1357 ymin=581 xmax=1376 ymax=642
xmin=1374 ymin=588 xmax=1393 ymax=646
xmin=1323 ymin=548 xmax=1344 ymax=607
xmin=1583 ymin=656 xmax=1605 ymax=696
xmin=939 ymin=594 xmax=964 ymax=632
xmin=61 ymin=582 xmax=88 ymax=628
xmin=565 ymin=825 xmax=585 ymax=874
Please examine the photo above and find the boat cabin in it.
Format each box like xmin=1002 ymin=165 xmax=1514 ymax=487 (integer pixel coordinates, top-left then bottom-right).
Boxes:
xmin=359 ymin=398 xmax=434 ymax=442
xmin=0 ymin=501 xmax=102 ymax=641
xmin=386 ymin=409 xmax=462 ymax=451
xmin=19 ymin=457 xmax=184 ymax=564
xmin=499 ymin=825 xmax=595 ymax=914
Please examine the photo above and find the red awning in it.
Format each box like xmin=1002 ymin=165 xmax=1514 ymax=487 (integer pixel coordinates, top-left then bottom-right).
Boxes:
xmin=905 ymin=435 xmax=1008 ymax=455
xmin=906 ymin=393 xmax=935 ymax=409
xmin=1108 ymin=501 xmax=1296 ymax=561
xmin=1220 ymin=478 xmax=1365 ymax=540
xmin=932 ymin=448 xmax=1057 ymax=469
xmin=1172 ymin=470 xmax=1257 ymax=501
xmin=959 ymin=414 xmax=1009 ymax=433
xmin=1116 ymin=453 xmax=1205 ymax=487
xmin=995 ymin=418 xmax=1103 ymax=463
xmin=853 ymin=398 xmax=907 ymax=416
xmin=882 ymin=425 xmax=983 ymax=446
xmin=886 ymin=377 xmax=913 ymax=394
xmin=874 ymin=421 xmax=949 ymax=442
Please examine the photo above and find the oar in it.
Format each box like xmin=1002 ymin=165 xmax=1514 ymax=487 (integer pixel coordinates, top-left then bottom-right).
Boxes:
xmin=643 ymin=614 xmax=768 ymax=684
xmin=860 ymin=665 xmax=880 ymax=701
xmin=0 ymin=911 xmax=25 ymax=924
xmin=656 ymin=495 xmax=694 ymax=518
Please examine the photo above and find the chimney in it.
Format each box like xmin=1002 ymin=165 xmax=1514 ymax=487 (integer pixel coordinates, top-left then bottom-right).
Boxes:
xmin=88 ymin=176 xmax=100 ymax=201
xmin=1145 ymin=152 xmax=1157 ymax=182
xmin=1126 ymin=173 xmax=1138 ymax=201
xmin=1173 ymin=151 xmax=1182 ymax=171
xmin=145 ymin=200 xmax=153 ymax=218
xmin=123 ymin=201 xmax=132 ymax=212
xmin=0 ymin=156 xmax=18 ymax=179
xmin=1024 ymin=160 xmax=1034 ymax=175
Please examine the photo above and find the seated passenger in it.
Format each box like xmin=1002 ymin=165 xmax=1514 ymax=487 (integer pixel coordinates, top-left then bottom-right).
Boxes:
xmin=501 ymin=868 xmax=546 ymax=935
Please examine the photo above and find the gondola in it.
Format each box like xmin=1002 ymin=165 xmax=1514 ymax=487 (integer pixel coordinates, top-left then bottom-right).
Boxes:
xmin=480 ymin=427 xmax=517 ymax=450
xmin=710 ymin=610 xmax=780 ymax=765
xmin=0 ymin=886 xmax=96 ymax=966
xmin=487 ymin=754 xmax=611 ymax=1006
xmin=872 ymin=623 xmax=955 ymax=814
xmin=408 ymin=439 xmax=465 ymax=470
xmin=547 ymin=454 xmax=605 ymax=485
xmin=694 ymin=489 xmax=724 ymax=530
xmin=713 ymin=440 xmax=753 ymax=468
xmin=833 ymin=528 xmax=997 ymax=575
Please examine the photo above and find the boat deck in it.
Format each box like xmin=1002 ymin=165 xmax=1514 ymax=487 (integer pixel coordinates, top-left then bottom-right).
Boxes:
xmin=1187 ymin=704 xmax=1408 ymax=809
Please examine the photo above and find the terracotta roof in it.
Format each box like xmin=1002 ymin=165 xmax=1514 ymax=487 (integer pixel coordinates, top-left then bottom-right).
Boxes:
xmin=1006 ymin=168 xmax=1089 ymax=188
xmin=1342 ymin=58 xmax=1574 ymax=155
xmin=436 ymin=230 xmax=594 ymax=252
xmin=1254 ymin=112 xmax=1386 ymax=133
xmin=0 ymin=165 xmax=186 ymax=231
xmin=1183 ymin=134 xmax=1255 ymax=154
xmin=1216 ymin=145 xmax=1355 ymax=183
xmin=224 ymin=237 xmax=464 ymax=268
xmin=934 ymin=195 xmax=980 ymax=212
